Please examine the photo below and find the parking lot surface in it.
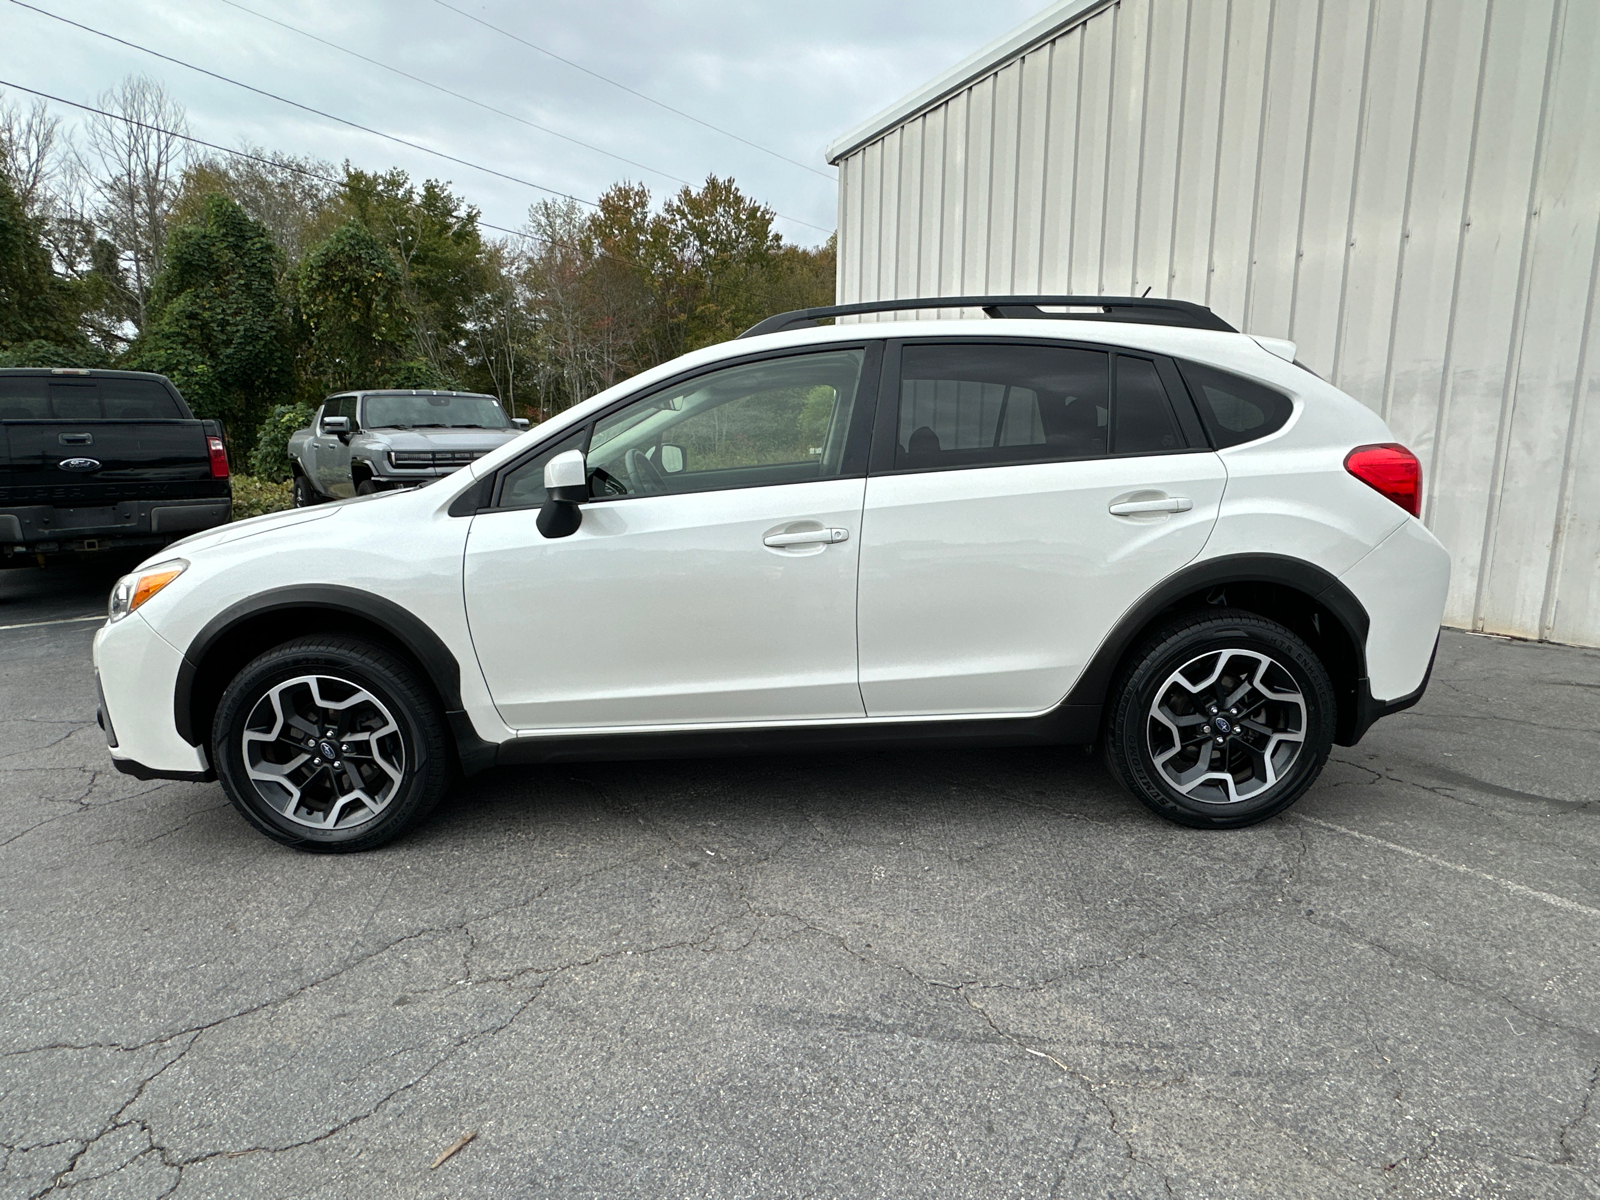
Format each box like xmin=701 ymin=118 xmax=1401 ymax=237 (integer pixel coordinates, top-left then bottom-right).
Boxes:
xmin=1 ymin=559 xmax=1597 ymax=1199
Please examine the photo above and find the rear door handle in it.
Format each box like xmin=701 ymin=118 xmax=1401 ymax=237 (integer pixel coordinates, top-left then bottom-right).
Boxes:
xmin=1109 ymin=496 xmax=1192 ymax=515
xmin=764 ymin=528 xmax=849 ymax=548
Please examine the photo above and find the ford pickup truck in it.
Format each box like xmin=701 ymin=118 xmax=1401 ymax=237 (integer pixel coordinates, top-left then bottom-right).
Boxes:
xmin=1 ymin=368 xmax=231 ymax=565
xmin=286 ymin=389 xmax=527 ymax=505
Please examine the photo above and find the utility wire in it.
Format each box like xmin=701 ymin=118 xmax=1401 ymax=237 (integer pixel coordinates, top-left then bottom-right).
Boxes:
xmin=9 ymin=0 xmax=594 ymax=205
xmin=212 ymin=0 xmax=691 ymax=189
xmin=429 ymin=0 xmax=836 ymax=183
xmin=209 ymin=0 xmax=831 ymax=235
xmin=0 ymin=78 xmax=595 ymax=252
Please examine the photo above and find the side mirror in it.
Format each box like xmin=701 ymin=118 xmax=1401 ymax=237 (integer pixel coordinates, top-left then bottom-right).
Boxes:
xmin=536 ymin=448 xmax=588 ymax=539
xmin=511 ymin=418 xmax=530 ymax=429
xmin=658 ymin=443 xmax=686 ymax=474
xmin=322 ymin=416 xmax=351 ymax=439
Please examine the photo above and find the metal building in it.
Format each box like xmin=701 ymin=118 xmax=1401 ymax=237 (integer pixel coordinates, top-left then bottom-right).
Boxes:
xmin=826 ymin=0 xmax=1600 ymax=648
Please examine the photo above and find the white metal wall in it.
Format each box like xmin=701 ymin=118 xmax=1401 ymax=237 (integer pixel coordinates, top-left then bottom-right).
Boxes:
xmin=834 ymin=0 xmax=1600 ymax=648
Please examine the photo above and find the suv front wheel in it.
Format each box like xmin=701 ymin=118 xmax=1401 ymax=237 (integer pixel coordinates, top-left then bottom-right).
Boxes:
xmin=211 ymin=635 xmax=452 ymax=851
xmin=1103 ymin=610 xmax=1336 ymax=828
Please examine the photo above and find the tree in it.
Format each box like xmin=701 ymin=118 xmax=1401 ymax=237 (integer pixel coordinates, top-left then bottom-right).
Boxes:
xmin=0 ymin=94 xmax=61 ymax=219
xmin=0 ymin=168 xmax=78 ymax=352
xmin=81 ymin=76 xmax=189 ymax=339
xmin=293 ymin=218 xmax=411 ymax=393
xmin=171 ymin=149 xmax=340 ymax=269
xmin=130 ymin=194 xmax=291 ymax=443
xmin=340 ymin=168 xmax=487 ymax=385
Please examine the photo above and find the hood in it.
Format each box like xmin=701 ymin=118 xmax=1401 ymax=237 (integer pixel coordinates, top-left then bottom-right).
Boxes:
xmin=360 ymin=427 xmax=523 ymax=452
xmin=152 ymin=504 xmax=343 ymax=563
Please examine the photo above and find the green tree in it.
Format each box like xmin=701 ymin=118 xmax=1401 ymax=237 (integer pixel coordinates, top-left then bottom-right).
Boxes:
xmin=0 ymin=167 xmax=77 ymax=351
xmin=293 ymin=217 xmax=411 ymax=393
xmin=130 ymin=194 xmax=291 ymax=444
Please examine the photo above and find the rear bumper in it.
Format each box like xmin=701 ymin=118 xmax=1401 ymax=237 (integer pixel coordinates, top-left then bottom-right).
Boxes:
xmin=1343 ymin=634 xmax=1438 ymax=745
xmin=1 ymin=498 xmax=231 ymax=553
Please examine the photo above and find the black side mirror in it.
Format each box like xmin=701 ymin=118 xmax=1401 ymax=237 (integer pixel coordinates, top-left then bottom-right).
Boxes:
xmin=536 ymin=448 xmax=588 ymax=539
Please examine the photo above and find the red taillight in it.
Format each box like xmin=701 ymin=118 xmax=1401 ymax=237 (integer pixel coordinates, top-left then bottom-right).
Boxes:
xmin=1345 ymin=443 xmax=1420 ymax=516
xmin=207 ymin=435 xmax=230 ymax=479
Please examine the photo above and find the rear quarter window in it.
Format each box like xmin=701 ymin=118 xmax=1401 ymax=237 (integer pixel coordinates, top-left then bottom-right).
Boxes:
xmin=1177 ymin=361 xmax=1294 ymax=448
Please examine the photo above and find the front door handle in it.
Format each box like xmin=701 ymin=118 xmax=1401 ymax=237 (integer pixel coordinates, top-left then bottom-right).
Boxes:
xmin=764 ymin=528 xmax=849 ymax=548
xmin=1109 ymin=496 xmax=1193 ymax=515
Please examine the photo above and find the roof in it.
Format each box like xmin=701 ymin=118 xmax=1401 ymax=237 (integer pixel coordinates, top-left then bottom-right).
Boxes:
xmin=825 ymin=0 xmax=1114 ymax=164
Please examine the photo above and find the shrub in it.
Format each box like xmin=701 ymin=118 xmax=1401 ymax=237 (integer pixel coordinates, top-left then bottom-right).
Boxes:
xmin=248 ymin=400 xmax=316 ymax=481
xmin=230 ymin=473 xmax=294 ymax=520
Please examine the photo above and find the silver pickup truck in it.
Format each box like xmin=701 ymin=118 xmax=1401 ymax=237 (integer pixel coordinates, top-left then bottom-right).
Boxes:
xmin=287 ymin=389 xmax=528 ymax=505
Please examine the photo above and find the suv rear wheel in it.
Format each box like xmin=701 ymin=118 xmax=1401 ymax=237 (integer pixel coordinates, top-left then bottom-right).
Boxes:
xmin=1103 ymin=610 xmax=1335 ymax=828
xmin=211 ymin=635 xmax=452 ymax=851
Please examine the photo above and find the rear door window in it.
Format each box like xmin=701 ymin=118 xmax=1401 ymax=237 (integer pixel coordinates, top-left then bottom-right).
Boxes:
xmin=1176 ymin=360 xmax=1294 ymax=447
xmin=894 ymin=343 xmax=1110 ymax=469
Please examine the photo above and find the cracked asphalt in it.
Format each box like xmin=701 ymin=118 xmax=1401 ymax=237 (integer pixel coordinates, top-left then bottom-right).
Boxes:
xmin=1 ymin=558 xmax=1598 ymax=1199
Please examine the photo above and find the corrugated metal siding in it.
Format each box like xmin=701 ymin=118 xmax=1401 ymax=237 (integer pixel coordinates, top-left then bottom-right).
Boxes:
xmin=834 ymin=0 xmax=1600 ymax=648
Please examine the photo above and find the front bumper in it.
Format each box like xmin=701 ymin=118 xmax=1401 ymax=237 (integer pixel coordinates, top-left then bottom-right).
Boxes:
xmin=93 ymin=613 xmax=212 ymax=778
xmin=2 ymin=499 xmax=230 ymax=554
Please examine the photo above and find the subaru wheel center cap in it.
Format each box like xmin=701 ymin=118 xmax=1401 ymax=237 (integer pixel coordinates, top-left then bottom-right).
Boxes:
xmin=318 ymin=739 xmax=340 ymax=760
xmin=1212 ymin=716 xmax=1232 ymax=735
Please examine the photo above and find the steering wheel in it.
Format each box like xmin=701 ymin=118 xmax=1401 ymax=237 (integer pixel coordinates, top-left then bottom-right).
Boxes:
xmin=623 ymin=448 xmax=668 ymax=495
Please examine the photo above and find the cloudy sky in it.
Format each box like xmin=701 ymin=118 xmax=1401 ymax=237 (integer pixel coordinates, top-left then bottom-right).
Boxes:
xmin=3 ymin=0 xmax=1048 ymax=245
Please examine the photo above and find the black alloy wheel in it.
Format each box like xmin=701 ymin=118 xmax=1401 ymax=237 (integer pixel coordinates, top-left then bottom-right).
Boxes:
xmin=1103 ymin=609 xmax=1336 ymax=828
xmin=211 ymin=635 xmax=452 ymax=851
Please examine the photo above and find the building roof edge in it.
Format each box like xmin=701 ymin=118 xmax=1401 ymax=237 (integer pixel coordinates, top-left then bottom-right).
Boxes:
xmin=824 ymin=0 xmax=1114 ymax=165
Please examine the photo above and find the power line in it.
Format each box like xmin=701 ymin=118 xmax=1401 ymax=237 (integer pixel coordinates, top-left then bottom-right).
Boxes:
xmin=211 ymin=0 xmax=694 ymax=190
xmin=9 ymin=0 xmax=595 ymax=206
xmin=0 ymin=78 xmax=576 ymax=250
xmin=429 ymin=0 xmax=836 ymax=183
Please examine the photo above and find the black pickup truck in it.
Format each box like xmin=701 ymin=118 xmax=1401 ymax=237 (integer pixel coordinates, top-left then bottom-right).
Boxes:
xmin=1 ymin=368 xmax=232 ymax=565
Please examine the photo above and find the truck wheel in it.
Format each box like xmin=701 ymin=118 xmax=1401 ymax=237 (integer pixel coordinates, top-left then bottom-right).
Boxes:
xmin=210 ymin=635 xmax=453 ymax=851
xmin=292 ymin=473 xmax=318 ymax=508
xmin=355 ymin=479 xmax=378 ymax=495
xmin=1102 ymin=609 xmax=1336 ymax=829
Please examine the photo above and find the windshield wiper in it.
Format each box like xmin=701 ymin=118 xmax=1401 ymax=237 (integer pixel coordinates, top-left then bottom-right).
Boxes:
xmin=408 ymin=422 xmax=449 ymax=428
xmin=446 ymin=423 xmax=491 ymax=429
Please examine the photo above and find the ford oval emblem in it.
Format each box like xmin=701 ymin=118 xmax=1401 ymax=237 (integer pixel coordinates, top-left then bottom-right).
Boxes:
xmin=58 ymin=457 xmax=102 ymax=472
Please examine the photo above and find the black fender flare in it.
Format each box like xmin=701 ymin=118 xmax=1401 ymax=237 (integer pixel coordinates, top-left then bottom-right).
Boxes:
xmin=1063 ymin=552 xmax=1371 ymax=709
xmin=173 ymin=584 xmax=498 ymax=773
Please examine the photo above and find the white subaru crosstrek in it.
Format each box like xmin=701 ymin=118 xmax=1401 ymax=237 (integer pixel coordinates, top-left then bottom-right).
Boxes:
xmin=93 ymin=296 xmax=1449 ymax=851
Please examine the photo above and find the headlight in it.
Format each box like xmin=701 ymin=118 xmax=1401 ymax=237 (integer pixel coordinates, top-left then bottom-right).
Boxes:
xmin=108 ymin=559 xmax=188 ymax=622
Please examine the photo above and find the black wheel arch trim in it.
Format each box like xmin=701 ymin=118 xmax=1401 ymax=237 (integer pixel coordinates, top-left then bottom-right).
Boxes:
xmin=1063 ymin=552 xmax=1371 ymax=729
xmin=173 ymin=585 xmax=478 ymax=761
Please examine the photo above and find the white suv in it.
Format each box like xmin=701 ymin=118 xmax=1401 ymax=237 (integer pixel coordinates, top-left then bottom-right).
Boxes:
xmin=93 ymin=296 xmax=1450 ymax=851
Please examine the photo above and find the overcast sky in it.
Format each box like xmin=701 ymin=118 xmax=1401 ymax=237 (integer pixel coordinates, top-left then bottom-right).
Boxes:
xmin=3 ymin=0 xmax=1047 ymax=246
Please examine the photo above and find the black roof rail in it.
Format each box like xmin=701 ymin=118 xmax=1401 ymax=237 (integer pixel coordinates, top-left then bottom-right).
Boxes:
xmin=737 ymin=295 xmax=1238 ymax=339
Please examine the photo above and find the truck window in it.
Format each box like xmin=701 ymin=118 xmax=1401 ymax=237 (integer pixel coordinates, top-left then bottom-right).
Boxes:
xmin=0 ymin=377 xmax=51 ymax=419
xmin=101 ymin=379 xmax=184 ymax=419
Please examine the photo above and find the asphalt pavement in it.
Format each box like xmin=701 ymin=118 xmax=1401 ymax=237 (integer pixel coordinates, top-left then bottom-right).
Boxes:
xmin=1 ymin=556 xmax=1597 ymax=1199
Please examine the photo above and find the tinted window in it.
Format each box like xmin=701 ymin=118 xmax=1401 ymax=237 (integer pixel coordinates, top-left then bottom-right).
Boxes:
xmin=1112 ymin=356 xmax=1183 ymax=455
xmin=49 ymin=382 xmax=100 ymax=420
xmin=363 ymin=392 xmax=508 ymax=429
xmin=0 ymin=377 xmax=50 ymax=419
xmin=498 ymin=431 xmax=587 ymax=509
xmin=100 ymin=378 xmax=182 ymax=419
xmin=585 ymin=349 xmax=866 ymax=498
xmin=1177 ymin=361 xmax=1294 ymax=448
xmin=895 ymin=344 xmax=1109 ymax=469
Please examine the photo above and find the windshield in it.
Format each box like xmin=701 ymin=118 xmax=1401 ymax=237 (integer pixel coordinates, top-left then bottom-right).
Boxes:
xmin=360 ymin=393 xmax=509 ymax=430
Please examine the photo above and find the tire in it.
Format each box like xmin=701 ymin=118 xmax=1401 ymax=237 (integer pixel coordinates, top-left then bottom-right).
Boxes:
xmin=1102 ymin=609 xmax=1336 ymax=829
xmin=292 ymin=473 xmax=319 ymax=508
xmin=355 ymin=478 xmax=378 ymax=496
xmin=211 ymin=635 xmax=453 ymax=852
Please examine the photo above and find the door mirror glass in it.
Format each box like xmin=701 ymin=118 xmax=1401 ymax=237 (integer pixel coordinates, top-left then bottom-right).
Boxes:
xmin=658 ymin=443 xmax=686 ymax=474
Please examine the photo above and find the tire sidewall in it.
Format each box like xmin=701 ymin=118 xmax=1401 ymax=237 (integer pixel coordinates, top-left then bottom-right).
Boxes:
xmin=212 ymin=641 xmax=442 ymax=849
xmin=1112 ymin=615 xmax=1335 ymax=827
